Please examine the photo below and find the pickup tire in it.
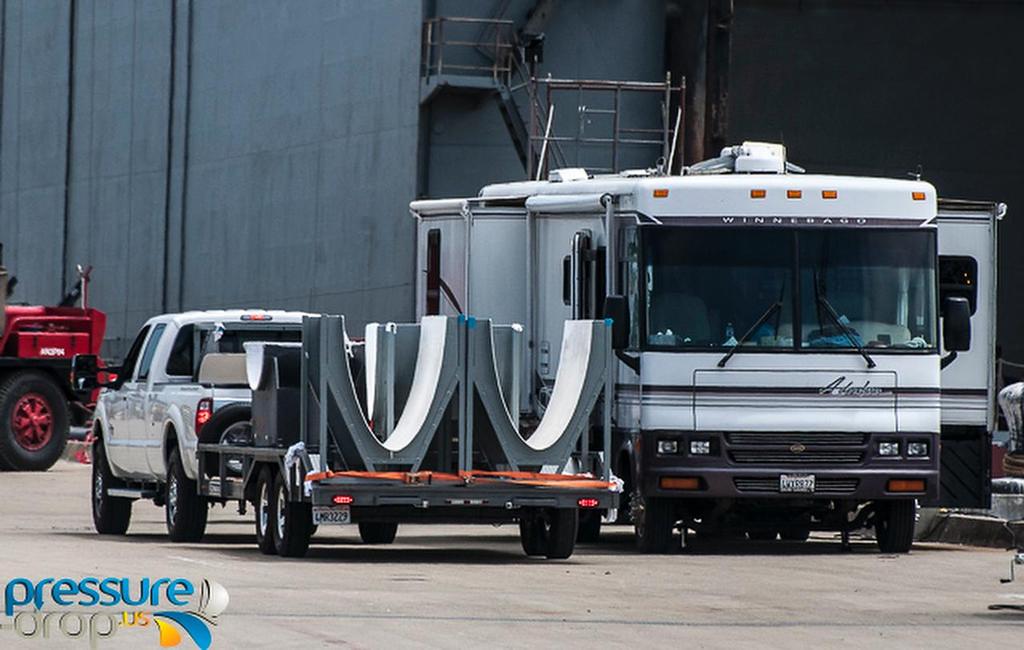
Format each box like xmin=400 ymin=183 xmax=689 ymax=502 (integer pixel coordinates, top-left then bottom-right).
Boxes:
xmin=272 ymin=472 xmax=312 ymax=557
xmin=875 ymin=499 xmax=916 ymax=553
xmin=91 ymin=436 xmax=132 ymax=535
xmin=358 ymin=522 xmax=398 ymax=544
xmin=254 ymin=467 xmax=276 ymax=555
xmin=0 ymin=371 xmax=70 ymax=471
xmin=165 ymin=447 xmax=208 ymax=542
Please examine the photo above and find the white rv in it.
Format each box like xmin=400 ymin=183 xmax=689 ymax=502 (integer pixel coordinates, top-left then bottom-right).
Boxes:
xmin=410 ymin=142 xmax=1000 ymax=553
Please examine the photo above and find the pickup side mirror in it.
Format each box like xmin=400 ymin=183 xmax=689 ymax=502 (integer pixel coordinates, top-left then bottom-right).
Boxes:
xmin=943 ymin=296 xmax=972 ymax=352
xmin=71 ymin=354 xmax=101 ymax=391
xmin=603 ymin=295 xmax=630 ymax=351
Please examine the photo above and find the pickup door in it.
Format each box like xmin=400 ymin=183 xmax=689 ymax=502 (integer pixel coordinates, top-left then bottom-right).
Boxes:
xmin=103 ymin=324 xmax=152 ymax=477
xmin=125 ymin=323 xmax=167 ymax=474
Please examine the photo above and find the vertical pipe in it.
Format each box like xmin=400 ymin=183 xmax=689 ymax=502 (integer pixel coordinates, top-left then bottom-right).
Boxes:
xmin=60 ymin=0 xmax=77 ymax=294
xmin=460 ymin=317 xmax=471 ymax=473
xmin=161 ymin=0 xmax=177 ymax=312
xmin=177 ymin=0 xmax=194 ymax=311
xmin=604 ymin=194 xmax=615 ymax=295
xmin=603 ymin=323 xmax=612 ymax=482
xmin=525 ymin=208 xmax=535 ymax=414
xmin=318 ymin=317 xmax=329 ymax=472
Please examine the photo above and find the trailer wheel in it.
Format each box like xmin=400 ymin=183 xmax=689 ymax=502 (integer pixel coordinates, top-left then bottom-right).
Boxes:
xmin=165 ymin=447 xmax=208 ymax=542
xmin=272 ymin=472 xmax=312 ymax=558
xmin=545 ymin=508 xmax=578 ymax=559
xmin=577 ymin=510 xmax=601 ymax=543
xmin=875 ymin=499 xmax=916 ymax=553
xmin=358 ymin=522 xmax=398 ymax=544
xmin=254 ymin=467 xmax=276 ymax=555
xmin=518 ymin=512 xmax=546 ymax=556
xmin=0 ymin=371 xmax=70 ymax=471
xmin=633 ymin=492 xmax=675 ymax=554
xmin=91 ymin=436 xmax=132 ymax=535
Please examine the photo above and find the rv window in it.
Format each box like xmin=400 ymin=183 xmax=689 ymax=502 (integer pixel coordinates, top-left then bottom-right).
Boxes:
xmin=426 ymin=229 xmax=441 ymax=315
xmin=939 ymin=256 xmax=978 ymax=316
xmin=562 ymin=256 xmax=571 ymax=306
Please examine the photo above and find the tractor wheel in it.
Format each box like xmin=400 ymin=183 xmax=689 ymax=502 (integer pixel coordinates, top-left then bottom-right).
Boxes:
xmin=0 ymin=371 xmax=70 ymax=471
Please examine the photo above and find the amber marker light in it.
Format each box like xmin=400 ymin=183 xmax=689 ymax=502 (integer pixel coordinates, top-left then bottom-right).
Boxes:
xmin=887 ymin=479 xmax=926 ymax=493
xmin=822 ymin=190 xmax=838 ymax=199
xmin=653 ymin=189 xmax=669 ymax=198
xmin=750 ymin=189 xmax=767 ymax=199
xmin=787 ymin=189 xmax=802 ymax=199
xmin=660 ymin=476 xmax=701 ymax=490
xmin=912 ymin=191 xmax=926 ymax=201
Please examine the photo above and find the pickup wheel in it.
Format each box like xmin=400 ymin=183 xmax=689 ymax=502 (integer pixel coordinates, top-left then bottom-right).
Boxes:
xmin=254 ymin=467 xmax=277 ymax=555
xmin=358 ymin=522 xmax=398 ymax=544
xmin=0 ymin=371 xmax=70 ymax=471
xmin=165 ymin=447 xmax=208 ymax=542
xmin=875 ymin=499 xmax=916 ymax=553
xmin=91 ymin=436 xmax=132 ymax=535
xmin=272 ymin=472 xmax=312 ymax=558
xmin=633 ymin=492 xmax=675 ymax=554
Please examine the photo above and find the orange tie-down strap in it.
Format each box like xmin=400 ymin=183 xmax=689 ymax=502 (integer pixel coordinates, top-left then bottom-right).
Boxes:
xmin=304 ymin=469 xmax=615 ymax=491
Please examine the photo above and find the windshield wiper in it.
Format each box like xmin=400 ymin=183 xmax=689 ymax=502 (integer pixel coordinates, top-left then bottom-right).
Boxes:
xmin=717 ymin=301 xmax=783 ymax=368
xmin=815 ymin=294 xmax=876 ymax=369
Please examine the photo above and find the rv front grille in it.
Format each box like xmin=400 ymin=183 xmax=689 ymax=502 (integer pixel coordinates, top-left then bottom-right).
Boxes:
xmin=724 ymin=432 xmax=868 ymax=446
xmin=733 ymin=477 xmax=861 ymax=495
xmin=728 ymin=449 xmax=864 ymax=464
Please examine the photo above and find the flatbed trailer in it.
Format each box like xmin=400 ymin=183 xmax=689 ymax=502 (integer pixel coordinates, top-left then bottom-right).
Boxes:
xmin=196 ymin=442 xmax=617 ymax=558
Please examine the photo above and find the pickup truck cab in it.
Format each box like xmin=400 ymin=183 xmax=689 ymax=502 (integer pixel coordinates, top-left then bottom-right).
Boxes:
xmin=79 ymin=310 xmax=308 ymax=540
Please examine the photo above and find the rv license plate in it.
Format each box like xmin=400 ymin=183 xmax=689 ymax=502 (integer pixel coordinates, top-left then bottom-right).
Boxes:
xmin=779 ymin=474 xmax=815 ymax=493
xmin=313 ymin=505 xmax=351 ymax=525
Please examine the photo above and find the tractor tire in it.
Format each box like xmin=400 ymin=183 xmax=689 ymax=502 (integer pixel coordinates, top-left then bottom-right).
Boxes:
xmin=272 ymin=472 xmax=313 ymax=558
xmin=875 ymin=499 xmax=916 ymax=554
xmin=254 ymin=467 xmax=277 ymax=555
xmin=91 ymin=436 xmax=132 ymax=535
xmin=0 ymin=371 xmax=70 ymax=471
xmin=165 ymin=447 xmax=208 ymax=542
xmin=358 ymin=522 xmax=398 ymax=544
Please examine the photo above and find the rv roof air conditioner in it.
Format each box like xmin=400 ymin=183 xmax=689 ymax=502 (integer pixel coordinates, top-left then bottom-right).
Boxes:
xmin=686 ymin=141 xmax=805 ymax=176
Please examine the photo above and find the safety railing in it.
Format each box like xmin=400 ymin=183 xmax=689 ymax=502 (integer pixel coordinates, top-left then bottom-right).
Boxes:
xmin=421 ymin=17 xmax=516 ymax=85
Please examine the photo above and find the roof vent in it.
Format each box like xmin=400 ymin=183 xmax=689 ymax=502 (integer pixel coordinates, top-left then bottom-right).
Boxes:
xmin=549 ymin=168 xmax=589 ymax=183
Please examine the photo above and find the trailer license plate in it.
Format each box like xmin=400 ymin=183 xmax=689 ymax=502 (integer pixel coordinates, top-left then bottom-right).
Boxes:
xmin=779 ymin=474 xmax=815 ymax=493
xmin=313 ymin=505 xmax=351 ymax=525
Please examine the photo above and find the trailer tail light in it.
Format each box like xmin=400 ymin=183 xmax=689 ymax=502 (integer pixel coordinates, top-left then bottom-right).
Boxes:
xmin=887 ymin=479 xmax=925 ymax=493
xmin=750 ymin=189 xmax=766 ymax=199
xmin=195 ymin=398 xmax=213 ymax=434
xmin=822 ymin=190 xmax=838 ymax=199
xmin=577 ymin=497 xmax=600 ymax=508
xmin=912 ymin=191 xmax=926 ymax=201
xmin=660 ymin=476 xmax=701 ymax=490
xmin=332 ymin=495 xmax=354 ymax=505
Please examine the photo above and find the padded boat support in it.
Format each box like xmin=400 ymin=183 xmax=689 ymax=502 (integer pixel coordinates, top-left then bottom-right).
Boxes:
xmin=302 ymin=315 xmax=462 ymax=472
xmin=467 ymin=318 xmax=612 ymax=475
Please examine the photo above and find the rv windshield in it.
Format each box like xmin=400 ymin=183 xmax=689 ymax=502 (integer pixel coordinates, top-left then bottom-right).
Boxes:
xmin=642 ymin=227 xmax=937 ymax=352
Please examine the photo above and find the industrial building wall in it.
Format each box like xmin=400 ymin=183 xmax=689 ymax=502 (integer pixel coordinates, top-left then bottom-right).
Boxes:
xmin=727 ymin=0 xmax=1024 ymax=365
xmin=0 ymin=0 xmax=421 ymax=357
xmin=422 ymin=0 xmax=668 ymax=198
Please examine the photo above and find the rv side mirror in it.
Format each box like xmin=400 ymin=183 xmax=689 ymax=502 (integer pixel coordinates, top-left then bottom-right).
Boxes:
xmin=603 ymin=295 xmax=630 ymax=350
xmin=943 ymin=296 xmax=971 ymax=352
xmin=71 ymin=354 xmax=101 ymax=391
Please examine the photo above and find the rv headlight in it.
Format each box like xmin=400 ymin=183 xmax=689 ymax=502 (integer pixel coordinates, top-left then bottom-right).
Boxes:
xmin=906 ymin=441 xmax=929 ymax=457
xmin=689 ymin=440 xmax=711 ymax=456
xmin=878 ymin=441 xmax=900 ymax=457
xmin=657 ymin=439 xmax=679 ymax=455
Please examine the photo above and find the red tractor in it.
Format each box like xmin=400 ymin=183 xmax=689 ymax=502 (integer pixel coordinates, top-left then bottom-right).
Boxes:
xmin=0 ymin=248 xmax=106 ymax=471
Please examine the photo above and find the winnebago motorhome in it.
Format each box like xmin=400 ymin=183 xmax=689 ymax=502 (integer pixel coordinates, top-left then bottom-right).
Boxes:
xmin=410 ymin=142 xmax=1000 ymax=553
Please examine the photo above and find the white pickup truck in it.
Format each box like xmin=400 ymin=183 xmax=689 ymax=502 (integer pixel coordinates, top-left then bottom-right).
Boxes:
xmin=74 ymin=310 xmax=308 ymax=541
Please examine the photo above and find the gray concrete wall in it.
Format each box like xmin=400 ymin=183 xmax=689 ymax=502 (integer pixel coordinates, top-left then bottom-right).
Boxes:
xmin=728 ymin=0 xmax=1024 ymax=365
xmin=1 ymin=0 xmax=421 ymax=357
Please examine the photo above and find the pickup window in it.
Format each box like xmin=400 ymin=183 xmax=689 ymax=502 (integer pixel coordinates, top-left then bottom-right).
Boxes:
xmin=137 ymin=324 xmax=167 ymax=381
xmin=166 ymin=325 xmax=196 ymax=377
xmin=120 ymin=325 xmax=152 ymax=382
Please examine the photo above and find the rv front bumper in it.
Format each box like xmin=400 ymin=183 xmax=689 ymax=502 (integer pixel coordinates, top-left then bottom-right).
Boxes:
xmin=638 ymin=430 xmax=941 ymax=503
